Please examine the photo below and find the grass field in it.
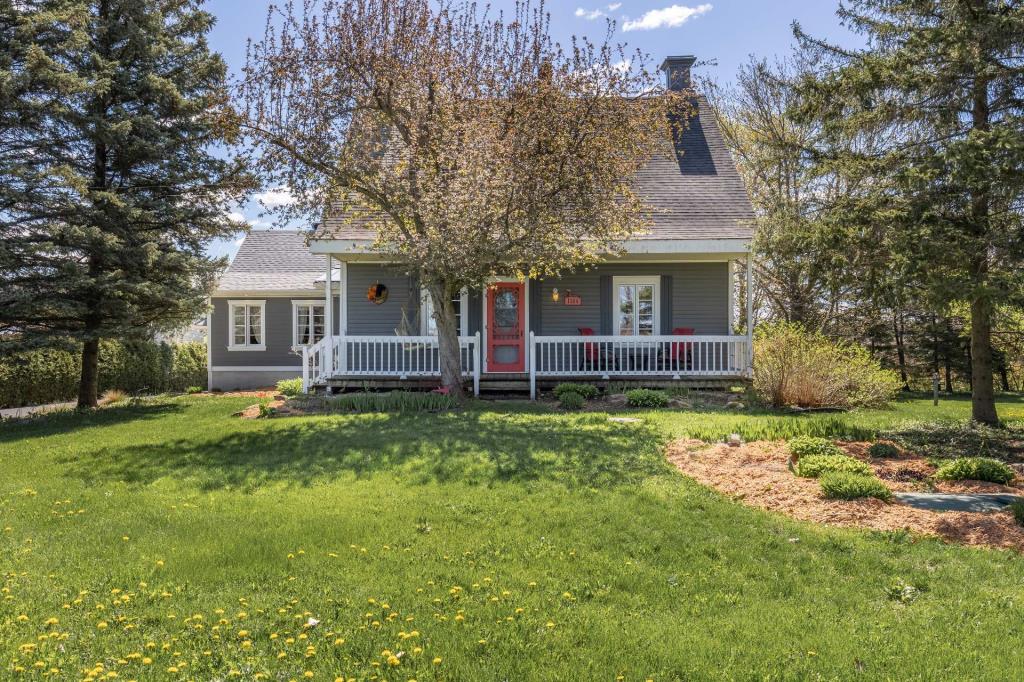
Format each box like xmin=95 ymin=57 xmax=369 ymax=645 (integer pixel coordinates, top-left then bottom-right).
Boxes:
xmin=3 ymin=394 xmax=1024 ymax=680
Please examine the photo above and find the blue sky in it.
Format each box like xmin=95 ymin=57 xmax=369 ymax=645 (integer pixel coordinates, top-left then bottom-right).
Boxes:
xmin=204 ymin=0 xmax=857 ymax=261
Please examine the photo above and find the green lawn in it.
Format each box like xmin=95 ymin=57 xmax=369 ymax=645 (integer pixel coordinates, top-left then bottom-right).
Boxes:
xmin=3 ymin=395 xmax=1024 ymax=680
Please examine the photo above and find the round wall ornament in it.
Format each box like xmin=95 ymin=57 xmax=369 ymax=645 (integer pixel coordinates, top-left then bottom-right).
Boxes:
xmin=367 ymin=282 xmax=389 ymax=304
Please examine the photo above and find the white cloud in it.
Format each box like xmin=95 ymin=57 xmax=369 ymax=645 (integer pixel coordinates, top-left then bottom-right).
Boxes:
xmin=607 ymin=2 xmax=622 ymax=10
xmin=622 ymin=3 xmax=712 ymax=31
xmin=254 ymin=186 xmax=297 ymax=208
xmin=226 ymin=210 xmax=247 ymax=223
xmin=575 ymin=6 xmax=604 ymax=20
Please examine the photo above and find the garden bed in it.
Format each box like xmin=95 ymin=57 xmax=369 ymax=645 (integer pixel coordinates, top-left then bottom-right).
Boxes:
xmin=666 ymin=439 xmax=1024 ymax=551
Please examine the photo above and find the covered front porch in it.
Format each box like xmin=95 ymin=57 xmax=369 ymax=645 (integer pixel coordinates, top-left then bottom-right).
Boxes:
xmin=301 ymin=249 xmax=754 ymax=397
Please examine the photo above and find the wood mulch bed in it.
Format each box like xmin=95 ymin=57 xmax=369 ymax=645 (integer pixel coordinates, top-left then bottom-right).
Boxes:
xmin=666 ymin=439 xmax=1024 ymax=552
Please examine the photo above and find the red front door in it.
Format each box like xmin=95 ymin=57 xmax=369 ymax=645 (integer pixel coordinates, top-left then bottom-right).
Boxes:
xmin=487 ymin=282 xmax=526 ymax=372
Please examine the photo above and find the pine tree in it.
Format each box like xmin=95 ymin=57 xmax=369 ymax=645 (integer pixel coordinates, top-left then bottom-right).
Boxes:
xmin=0 ymin=0 xmax=249 ymax=407
xmin=794 ymin=0 xmax=1024 ymax=425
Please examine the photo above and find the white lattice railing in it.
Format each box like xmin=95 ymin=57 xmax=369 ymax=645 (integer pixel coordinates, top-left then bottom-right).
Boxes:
xmin=530 ymin=333 xmax=750 ymax=382
xmin=303 ymin=333 xmax=481 ymax=395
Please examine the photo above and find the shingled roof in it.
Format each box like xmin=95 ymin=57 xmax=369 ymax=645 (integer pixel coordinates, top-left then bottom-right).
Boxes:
xmin=315 ymin=95 xmax=754 ymax=243
xmin=215 ymin=230 xmax=324 ymax=293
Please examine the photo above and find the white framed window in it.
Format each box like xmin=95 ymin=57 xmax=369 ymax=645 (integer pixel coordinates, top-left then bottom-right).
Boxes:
xmin=613 ymin=276 xmax=660 ymax=336
xmin=420 ymin=288 xmax=469 ymax=337
xmin=292 ymin=300 xmax=326 ymax=348
xmin=227 ymin=300 xmax=266 ymax=351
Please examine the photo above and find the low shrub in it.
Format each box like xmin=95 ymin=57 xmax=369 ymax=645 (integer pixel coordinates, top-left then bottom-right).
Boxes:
xmin=186 ymin=386 xmax=203 ymax=394
xmin=553 ymin=383 xmax=599 ymax=401
xmin=625 ymin=389 xmax=669 ymax=408
xmin=796 ymin=454 xmax=873 ymax=478
xmin=882 ymin=420 xmax=1023 ymax=461
xmin=276 ymin=378 xmax=304 ymax=396
xmin=0 ymin=339 xmax=207 ymax=408
xmin=1009 ymin=500 xmax=1024 ymax=527
xmin=934 ymin=457 xmax=1015 ymax=485
xmin=558 ymin=391 xmax=586 ymax=411
xmin=753 ymin=321 xmax=901 ymax=409
xmin=326 ymin=390 xmax=457 ymax=413
xmin=868 ymin=442 xmax=900 ymax=459
xmin=788 ymin=435 xmax=843 ymax=458
xmin=819 ymin=472 xmax=892 ymax=501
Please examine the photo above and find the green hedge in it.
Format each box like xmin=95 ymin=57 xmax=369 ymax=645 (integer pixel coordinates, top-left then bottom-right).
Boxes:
xmin=0 ymin=340 xmax=207 ymax=408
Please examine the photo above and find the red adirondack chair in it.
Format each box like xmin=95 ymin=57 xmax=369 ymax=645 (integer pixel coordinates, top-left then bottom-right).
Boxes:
xmin=665 ymin=327 xmax=695 ymax=370
xmin=578 ymin=327 xmax=619 ymax=371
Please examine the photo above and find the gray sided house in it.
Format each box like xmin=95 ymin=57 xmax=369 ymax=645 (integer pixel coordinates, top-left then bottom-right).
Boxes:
xmin=210 ymin=55 xmax=755 ymax=396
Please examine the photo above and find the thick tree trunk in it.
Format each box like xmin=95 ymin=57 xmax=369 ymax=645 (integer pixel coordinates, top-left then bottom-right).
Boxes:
xmin=968 ymin=48 xmax=998 ymax=425
xmin=892 ymin=310 xmax=909 ymax=390
xmin=429 ymin=283 xmax=466 ymax=399
xmin=78 ymin=338 xmax=100 ymax=408
xmin=970 ymin=291 xmax=998 ymax=424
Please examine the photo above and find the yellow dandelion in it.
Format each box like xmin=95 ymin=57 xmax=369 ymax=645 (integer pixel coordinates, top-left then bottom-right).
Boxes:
xmin=387 ymin=655 xmax=401 ymax=667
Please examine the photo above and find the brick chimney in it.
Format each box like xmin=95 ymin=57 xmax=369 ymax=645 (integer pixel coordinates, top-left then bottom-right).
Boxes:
xmin=660 ymin=55 xmax=696 ymax=91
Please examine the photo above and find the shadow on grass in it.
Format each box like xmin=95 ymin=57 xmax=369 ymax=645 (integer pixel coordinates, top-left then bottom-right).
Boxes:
xmin=60 ymin=410 xmax=670 ymax=491
xmin=0 ymin=401 xmax=185 ymax=442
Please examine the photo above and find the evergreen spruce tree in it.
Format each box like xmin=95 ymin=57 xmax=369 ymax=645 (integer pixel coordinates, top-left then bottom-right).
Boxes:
xmin=0 ymin=0 xmax=248 ymax=407
xmin=794 ymin=0 xmax=1024 ymax=425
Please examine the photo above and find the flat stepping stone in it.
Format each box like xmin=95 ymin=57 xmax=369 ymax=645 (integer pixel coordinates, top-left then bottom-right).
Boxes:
xmin=608 ymin=417 xmax=642 ymax=423
xmin=895 ymin=492 xmax=1021 ymax=513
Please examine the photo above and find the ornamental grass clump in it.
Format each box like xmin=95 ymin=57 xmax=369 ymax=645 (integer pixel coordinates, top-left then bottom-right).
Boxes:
xmin=1009 ymin=500 xmax=1024 ymax=527
xmin=625 ymin=389 xmax=669 ymax=408
xmin=327 ymin=391 xmax=457 ymax=413
xmin=754 ymin=322 xmax=901 ymax=409
xmin=553 ymin=383 xmax=599 ymax=401
xmin=819 ymin=472 xmax=892 ymax=501
xmin=558 ymin=391 xmax=585 ymax=411
xmin=868 ymin=442 xmax=900 ymax=459
xmin=787 ymin=436 xmax=843 ymax=459
xmin=796 ymin=454 xmax=873 ymax=479
xmin=934 ymin=457 xmax=1015 ymax=485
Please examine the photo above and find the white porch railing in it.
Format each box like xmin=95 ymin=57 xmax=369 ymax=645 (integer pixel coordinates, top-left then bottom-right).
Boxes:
xmin=302 ymin=333 xmax=481 ymax=395
xmin=529 ymin=333 xmax=750 ymax=398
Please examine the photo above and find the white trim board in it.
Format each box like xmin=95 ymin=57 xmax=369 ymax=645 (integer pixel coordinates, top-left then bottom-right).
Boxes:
xmin=213 ymin=289 xmax=325 ymax=298
xmin=309 ymin=238 xmax=751 ymax=256
xmin=210 ymin=366 xmax=303 ymax=372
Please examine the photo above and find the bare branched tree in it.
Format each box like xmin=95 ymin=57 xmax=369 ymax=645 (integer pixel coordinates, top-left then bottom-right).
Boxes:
xmin=236 ymin=0 xmax=684 ymax=394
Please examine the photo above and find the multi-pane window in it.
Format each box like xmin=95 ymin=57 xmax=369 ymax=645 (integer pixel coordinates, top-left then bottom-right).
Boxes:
xmin=293 ymin=302 xmax=326 ymax=346
xmin=228 ymin=301 xmax=265 ymax=350
xmin=614 ymin=277 xmax=659 ymax=336
xmin=421 ymin=289 xmax=467 ymax=336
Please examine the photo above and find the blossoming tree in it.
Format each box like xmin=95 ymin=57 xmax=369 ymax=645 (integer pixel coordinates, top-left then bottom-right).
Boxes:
xmin=238 ymin=0 xmax=685 ymax=395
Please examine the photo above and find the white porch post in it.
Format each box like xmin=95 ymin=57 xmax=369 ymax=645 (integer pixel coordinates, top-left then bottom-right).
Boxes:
xmin=473 ymin=331 xmax=481 ymax=397
xmin=324 ymin=255 xmax=334 ymax=377
xmin=746 ymin=254 xmax=754 ymax=376
xmin=301 ymin=345 xmax=310 ymax=393
xmin=338 ymin=260 xmax=347 ymax=375
xmin=529 ymin=331 xmax=536 ymax=400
